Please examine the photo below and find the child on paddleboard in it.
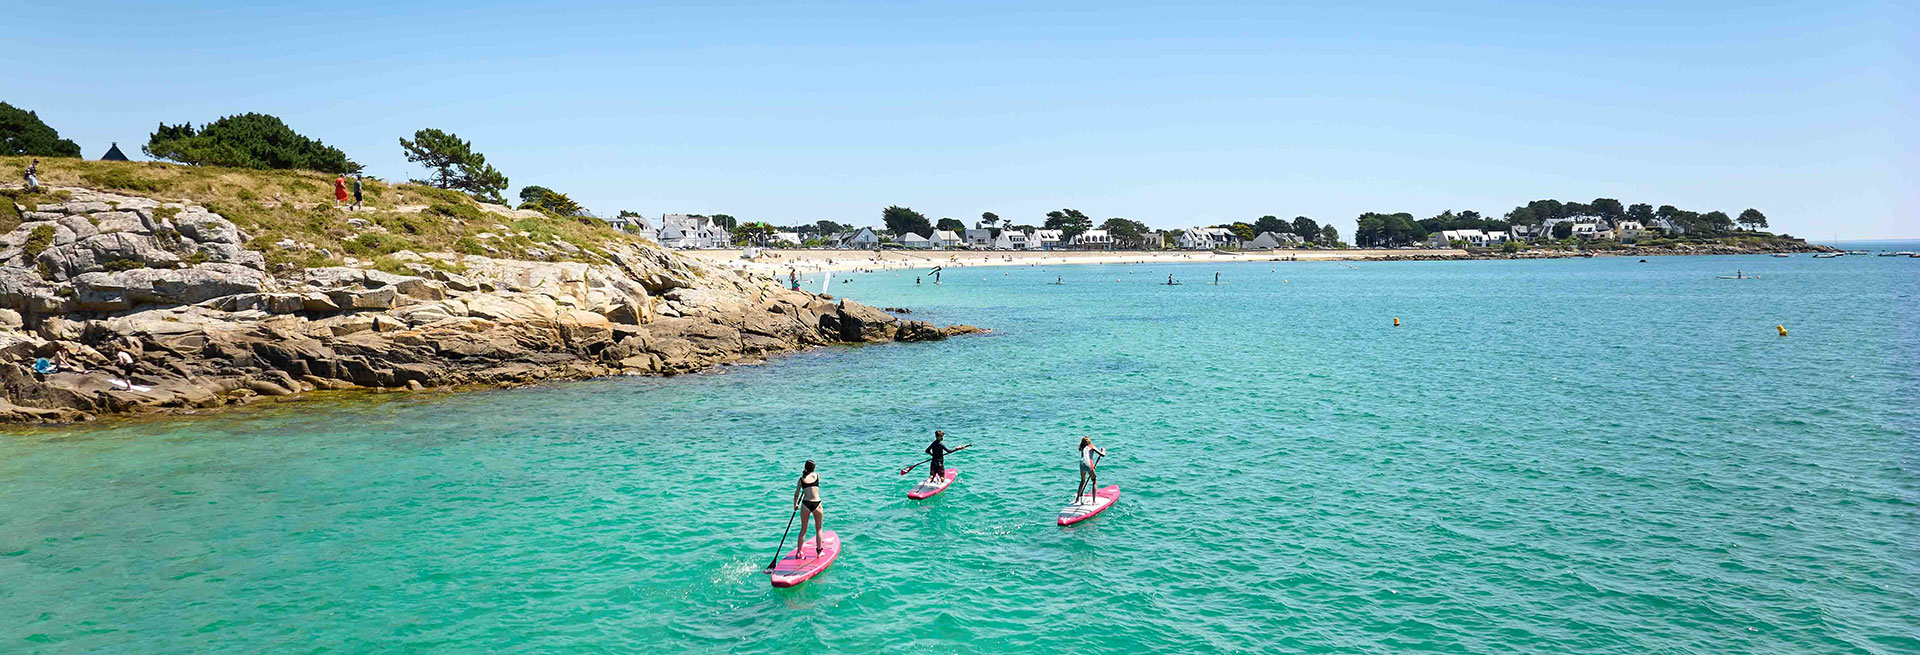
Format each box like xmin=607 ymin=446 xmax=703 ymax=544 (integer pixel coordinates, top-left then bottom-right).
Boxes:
xmin=925 ymin=431 xmax=960 ymax=483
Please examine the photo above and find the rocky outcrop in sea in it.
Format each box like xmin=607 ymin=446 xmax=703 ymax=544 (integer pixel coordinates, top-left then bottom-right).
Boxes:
xmin=0 ymin=188 xmax=976 ymax=424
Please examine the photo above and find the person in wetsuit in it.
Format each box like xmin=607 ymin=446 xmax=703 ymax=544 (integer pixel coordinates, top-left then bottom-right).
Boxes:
xmin=925 ymin=430 xmax=960 ymax=483
xmin=792 ymin=460 xmax=825 ymax=557
xmin=1076 ymin=436 xmax=1107 ymax=504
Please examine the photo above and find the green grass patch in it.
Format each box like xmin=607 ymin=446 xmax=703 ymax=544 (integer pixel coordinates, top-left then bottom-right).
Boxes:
xmin=3 ymin=155 xmax=650 ymax=270
xmin=101 ymin=258 xmax=146 ymax=272
xmin=80 ymin=167 xmax=166 ymax=193
xmin=343 ymin=232 xmax=411 ymax=257
xmin=24 ymin=224 xmax=56 ymax=257
xmin=426 ymin=203 xmax=485 ymax=223
xmin=0 ymin=195 xmax=20 ymax=233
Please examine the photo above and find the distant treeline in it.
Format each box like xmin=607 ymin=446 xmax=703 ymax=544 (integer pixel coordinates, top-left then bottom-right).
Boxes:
xmin=1353 ymin=198 xmax=1771 ymax=247
xmin=2 ymin=103 xmax=1780 ymax=248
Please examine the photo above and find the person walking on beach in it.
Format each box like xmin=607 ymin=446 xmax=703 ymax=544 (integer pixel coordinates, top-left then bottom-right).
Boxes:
xmin=333 ymin=174 xmax=349 ymax=207
xmin=1075 ymin=436 xmax=1106 ymax=504
xmin=350 ymin=174 xmax=364 ymax=211
xmin=23 ymin=159 xmax=40 ymax=191
xmin=792 ymin=461 xmax=826 ymax=558
xmin=924 ymin=430 xmax=961 ymax=484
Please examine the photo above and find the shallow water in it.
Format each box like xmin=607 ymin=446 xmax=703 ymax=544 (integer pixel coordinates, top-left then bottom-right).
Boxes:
xmin=3 ymin=252 xmax=1917 ymax=653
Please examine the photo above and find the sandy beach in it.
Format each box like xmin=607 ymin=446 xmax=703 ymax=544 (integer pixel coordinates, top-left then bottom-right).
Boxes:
xmin=683 ymin=247 xmax=1466 ymax=277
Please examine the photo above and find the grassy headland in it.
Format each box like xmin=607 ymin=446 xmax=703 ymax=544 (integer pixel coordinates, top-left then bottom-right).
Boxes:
xmin=1 ymin=156 xmax=651 ymax=276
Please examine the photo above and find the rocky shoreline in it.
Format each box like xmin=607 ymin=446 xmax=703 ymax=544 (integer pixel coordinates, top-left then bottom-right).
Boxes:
xmin=1 ymin=188 xmax=978 ymax=425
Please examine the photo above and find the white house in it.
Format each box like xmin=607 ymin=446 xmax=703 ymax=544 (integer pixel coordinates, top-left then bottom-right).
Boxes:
xmin=1647 ymin=218 xmax=1684 ymax=236
xmin=772 ymin=231 xmax=801 ymax=246
xmin=605 ymin=214 xmax=656 ymax=241
xmin=658 ymin=214 xmax=731 ymax=249
xmin=930 ymin=230 xmax=962 ymax=249
xmin=834 ymin=227 xmax=881 ymax=249
xmin=1430 ymin=229 xmax=1490 ymax=248
xmin=899 ymin=231 xmax=931 ymax=249
xmin=1614 ymin=220 xmax=1647 ymax=242
xmin=1069 ymin=229 xmax=1113 ymax=250
xmin=964 ymin=228 xmax=995 ymax=248
xmin=1031 ymin=229 xmax=1063 ymax=250
xmin=1247 ymin=231 xmax=1303 ymax=250
xmin=994 ymin=230 xmax=1030 ymax=250
xmin=1177 ymin=227 xmax=1240 ymax=250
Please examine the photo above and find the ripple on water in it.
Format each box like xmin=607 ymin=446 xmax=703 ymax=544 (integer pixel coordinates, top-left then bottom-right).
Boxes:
xmin=2 ymin=255 xmax=1918 ymax=653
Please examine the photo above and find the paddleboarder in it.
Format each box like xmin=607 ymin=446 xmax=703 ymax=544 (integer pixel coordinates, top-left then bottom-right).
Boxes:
xmin=924 ymin=430 xmax=960 ymax=484
xmin=1076 ymin=436 xmax=1107 ymax=504
xmin=791 ymin=461 xmax=825 ymax=558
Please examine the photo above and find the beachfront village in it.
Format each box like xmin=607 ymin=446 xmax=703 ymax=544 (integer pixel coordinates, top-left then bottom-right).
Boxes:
xmin=603 ymin=200 xmax=1798 ymax=254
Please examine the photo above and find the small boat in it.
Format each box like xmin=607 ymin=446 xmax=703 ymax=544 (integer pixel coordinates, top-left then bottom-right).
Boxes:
xmin=1717 ymin=275 xmax=1760 ymax=280
xmin=1814 ymin=253 xmax=1844 ymax=259
xmin=1771 ymin=254 xmax=1790 ymax=258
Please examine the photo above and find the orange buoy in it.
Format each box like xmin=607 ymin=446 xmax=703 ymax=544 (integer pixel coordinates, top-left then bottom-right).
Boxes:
xmin=1777 ymin=324 xmax=1788 ymax=337
xmin=1393 ymin=317 xmax=1401 ymax=327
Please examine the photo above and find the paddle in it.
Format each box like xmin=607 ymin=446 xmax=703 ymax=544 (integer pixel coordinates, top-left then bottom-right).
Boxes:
xmin=898 ymin=444 xmax=972 ymax=475
xmin=762 ymin=504 xmax=800 ymax=572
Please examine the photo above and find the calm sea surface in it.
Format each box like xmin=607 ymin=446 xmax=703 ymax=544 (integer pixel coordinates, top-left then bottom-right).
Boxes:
xmin=3 ymin=251 xmax=1917 ymax=654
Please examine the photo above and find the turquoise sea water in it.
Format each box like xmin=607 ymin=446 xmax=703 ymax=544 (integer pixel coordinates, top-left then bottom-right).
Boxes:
xmin=3 ymin=252 xmax=1918 ymax=654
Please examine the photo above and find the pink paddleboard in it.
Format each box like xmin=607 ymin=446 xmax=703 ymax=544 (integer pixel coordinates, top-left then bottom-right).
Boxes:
xmin=1057 ymin=485 xmax=1120 ymax=526
xmin=768 ymin=530 xmax=840 ymax=588
xmin=908 ymin=468 xmax=960 ymax=499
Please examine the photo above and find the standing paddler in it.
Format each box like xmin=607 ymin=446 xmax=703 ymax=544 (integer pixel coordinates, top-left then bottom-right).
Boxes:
xmin=1076 ymin=436 xmax=1107 ymax=504
xmin=791 ymin=461 xmax=825 ymax=558
xmin=925 ymin=430 xmax=961 ymax=484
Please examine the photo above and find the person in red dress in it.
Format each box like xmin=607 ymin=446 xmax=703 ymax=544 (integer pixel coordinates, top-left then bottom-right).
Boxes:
xmin=333 ymin=175 xmax=349 ymax=206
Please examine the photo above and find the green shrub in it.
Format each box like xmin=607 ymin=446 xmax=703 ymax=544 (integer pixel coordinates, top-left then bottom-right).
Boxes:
xmin=454 ymin=237 xmax=487 ymax=255
xmin=24 ymin=224 xmax=55 ymax=257
xmin=36 ymin=260 xmax=55 ymax=280
xmin=143 ymin=113 xmax=359 ymax=174
xmin=101 ymin=258 xmax=146 ymax=272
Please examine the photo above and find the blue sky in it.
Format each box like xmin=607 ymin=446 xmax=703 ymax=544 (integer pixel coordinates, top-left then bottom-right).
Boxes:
xmin=5 ymin=1 xmax=1914 ymax=238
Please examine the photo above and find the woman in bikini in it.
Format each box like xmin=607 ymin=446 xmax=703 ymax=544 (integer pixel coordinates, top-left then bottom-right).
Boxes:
xmin=791 ymin=460 xmax=825 ymax=557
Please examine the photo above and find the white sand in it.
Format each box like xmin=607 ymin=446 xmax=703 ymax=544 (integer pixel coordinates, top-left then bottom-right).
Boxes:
xmin=684 ymin=248 xmax=1464 ymax=278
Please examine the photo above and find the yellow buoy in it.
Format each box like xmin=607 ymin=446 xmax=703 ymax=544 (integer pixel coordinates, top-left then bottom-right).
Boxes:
xmin=1777 ymin=324 xmax=1788 ymax=337
xmin=1393 ymin=317 xmax=1401 ymax=327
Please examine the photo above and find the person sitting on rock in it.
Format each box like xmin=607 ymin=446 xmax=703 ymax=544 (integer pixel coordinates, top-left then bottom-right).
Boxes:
xmin=50 ymin=345 xmax=84 ymax=374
